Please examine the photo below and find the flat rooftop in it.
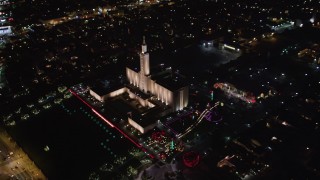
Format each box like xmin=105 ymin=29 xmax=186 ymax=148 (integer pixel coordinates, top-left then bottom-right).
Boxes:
xmin=155 ymin=73 xmax=188 ymax=92
xmin=150 ymin=64 xmax=171 ymax=76
xmin=130 ymin=107 xmax=164 ymax=127
xmin=126 ymin=84 xmax=152 ymax=100
xmin=105 ymin=95 xmax=166 ymax=127
xmin=90 ymin=79 xmax=123 ymax=96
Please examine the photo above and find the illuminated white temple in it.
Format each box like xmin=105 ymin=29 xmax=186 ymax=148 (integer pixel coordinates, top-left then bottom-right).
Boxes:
xmin=126 ymin=37 xmax=188 ymax=111
xmin=89 ymin=37 xmax=189 ymax=133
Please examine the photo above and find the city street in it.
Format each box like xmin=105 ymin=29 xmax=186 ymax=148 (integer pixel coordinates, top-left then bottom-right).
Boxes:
xmin=0 ymin=129 xmax=46 ymax=179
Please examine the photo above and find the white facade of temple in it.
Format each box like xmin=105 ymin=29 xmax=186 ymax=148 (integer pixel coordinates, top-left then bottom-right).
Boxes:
xmin=126 ymin=38 xmax=188 ymax=111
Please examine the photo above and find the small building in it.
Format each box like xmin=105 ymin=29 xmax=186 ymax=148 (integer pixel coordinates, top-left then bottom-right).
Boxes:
xmin=128 ymin=112 xmax=158 ymax=134
xmin=89 ymin=79 xmax=124 ymax=102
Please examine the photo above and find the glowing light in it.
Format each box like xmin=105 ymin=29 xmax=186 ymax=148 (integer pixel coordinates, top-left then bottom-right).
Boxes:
xmin=183 ymin=151 xmax=200 ymax=168
xmin=210 ymin=91 xmax=214 ymax=101
xmin=310 ymin=17 xmax=315 ymax=24
xmin=223 ymin=44 xmax=236 ymax=51
xmin=177 ymin=105 xmax=217 ymax=139
xmin=92 ymin=109 xmax=114 ymax=128
xmin=214 ymin=83 xmax=256 ymax=104
xmin=170 ymin=140 xmax=175 ymax=150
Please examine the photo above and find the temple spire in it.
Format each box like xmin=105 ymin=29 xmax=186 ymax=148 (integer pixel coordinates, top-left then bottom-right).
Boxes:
xmin=141 ymin=36 xmax=147 ymax=53
xmin=143 ymin=36 xmax=146 ymax=45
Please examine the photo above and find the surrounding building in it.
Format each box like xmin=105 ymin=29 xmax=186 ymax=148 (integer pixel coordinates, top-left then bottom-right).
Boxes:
xmin=297 ymin=44 xmax=320 ymax=64
xmin=0 ymin=0 xmax=13 ymax=36
xmin=266 ymin=18 xmax=295 ymax=33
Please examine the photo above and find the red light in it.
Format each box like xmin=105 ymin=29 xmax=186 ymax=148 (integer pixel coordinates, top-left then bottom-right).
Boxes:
xmin=69 ymin=89 xmax=155 ymax=158
xmin=69 ymin=89 xmax=93 ymax=108
xmin=183 ymin=151 xmax=200 ymax=168
xmin=92 ymin=109 xmax=114 ymax=128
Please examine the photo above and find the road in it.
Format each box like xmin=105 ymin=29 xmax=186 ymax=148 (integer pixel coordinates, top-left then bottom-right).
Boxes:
xmin=0 ymin=128 xmax=46 ymax=180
